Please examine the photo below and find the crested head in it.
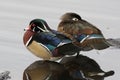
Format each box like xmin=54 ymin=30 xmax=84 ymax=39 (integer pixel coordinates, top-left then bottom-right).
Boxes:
xmin=60 ymin=12 xmax=82 ymax=21
xmin=26 ymin=19 xmax=51 ymax=33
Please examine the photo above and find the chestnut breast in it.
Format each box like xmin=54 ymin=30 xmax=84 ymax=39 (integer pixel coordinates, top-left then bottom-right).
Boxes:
xmin=23 ymin=30 xmax=35 ymax=46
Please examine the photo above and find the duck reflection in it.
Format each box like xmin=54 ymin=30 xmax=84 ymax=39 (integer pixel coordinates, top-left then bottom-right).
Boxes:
xmin=23 ymin=60 xmax=73 ymax=80
xmin=23 ymin=55 xmax=114 ymax=80
xmin=60 ymin=55 xmax=114 ymax=80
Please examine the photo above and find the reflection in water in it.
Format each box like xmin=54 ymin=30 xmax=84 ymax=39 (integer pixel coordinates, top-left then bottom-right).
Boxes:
xmin=23 ymin=60 xmax=73 ymax=80
xmin=60 ymin=55 xmax=114 ymax=80
xmin=23 ymin=55 xmax=114 ymax=80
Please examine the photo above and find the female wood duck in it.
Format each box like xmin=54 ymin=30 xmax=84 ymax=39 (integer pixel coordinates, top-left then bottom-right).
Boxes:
xmin=60 ymin=55 xmax=114 ymax=80
xmin=23 ymin=19 xmax=80 ymax=60
xmin=57 ymin=12 xmax=110 ymax=51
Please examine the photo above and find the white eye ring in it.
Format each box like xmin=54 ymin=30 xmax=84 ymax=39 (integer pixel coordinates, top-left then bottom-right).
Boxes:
xmin=72 ymin=18 xmax=79 ymax=21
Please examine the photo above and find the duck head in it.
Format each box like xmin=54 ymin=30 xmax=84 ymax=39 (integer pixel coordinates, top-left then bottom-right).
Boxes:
xmin=24 ymin=19 xmax=51 ymax=32
xmin=58 ymin=13 xmax=83 ymax=39
xmin=60 ymin=12 xmax=82 ymax=21
xmin=23 ymin=19 xmax=51 ymax=45
xmin=58 ymin=12 xmax=101 ymax=35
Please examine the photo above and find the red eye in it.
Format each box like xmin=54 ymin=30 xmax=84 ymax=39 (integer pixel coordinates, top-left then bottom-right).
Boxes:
xmin=31 ymin=23 xmax=36 ymax=27
xmin=30 ymin=23 xmax=36 ymax=29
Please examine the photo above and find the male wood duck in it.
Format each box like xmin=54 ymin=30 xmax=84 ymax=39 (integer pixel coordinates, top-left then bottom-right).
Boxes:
xmin=23 ymin=19 xmax=81 ymax=60
xmin=57 ymin=12 xmax=110 ymax=51
xmin=23 ymin=60 xmax=72 ymax=80
xmin=23 ymin=60 xmax=88 ymax=80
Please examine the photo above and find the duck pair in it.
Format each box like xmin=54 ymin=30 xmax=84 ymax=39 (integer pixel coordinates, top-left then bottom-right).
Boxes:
xmin=23 ymin=12 xmax=110 ymax=60
xmin=23 ymin=55 xmax=114 ymax=80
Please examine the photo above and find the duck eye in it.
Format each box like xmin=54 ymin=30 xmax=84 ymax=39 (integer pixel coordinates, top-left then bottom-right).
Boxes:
xmin=30 ymin=24 xmax=40 ymax=32
xmin=31 ymin=23 xmax=36 ymax=27
xmin=72 ymin=18 xmax=79 ymax=21
xmin=31 ymin=24 xmax=36 ymax=29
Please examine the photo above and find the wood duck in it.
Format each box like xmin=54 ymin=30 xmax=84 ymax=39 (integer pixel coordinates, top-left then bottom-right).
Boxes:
xmin=23 ymin=60 xmax=88 ymax=80
xmin=57 ymin=12 xmax=110 ymax=51
xmin=23 ymin=60 xmax=72 ymax=80
xmin=60 ymin=55 xmax=114 ymax=80
xmin=23 ymin=19 xmax=81 ymax=60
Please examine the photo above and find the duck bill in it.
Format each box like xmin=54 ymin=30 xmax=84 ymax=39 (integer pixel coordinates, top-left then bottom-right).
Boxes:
xmin=24 ymin=26 xmax=31 ymax=31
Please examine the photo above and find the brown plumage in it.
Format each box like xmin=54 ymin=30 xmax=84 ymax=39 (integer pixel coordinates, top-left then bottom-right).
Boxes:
xmin=57 ymin=12 xmax=110 ymax=51
xmin=60 ymin=55 xmax=114 ymax=80
xmin=23 ymin=60 xmax=74 ymax=80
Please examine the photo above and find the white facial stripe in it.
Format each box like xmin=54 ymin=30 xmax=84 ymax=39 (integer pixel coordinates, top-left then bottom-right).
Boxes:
xmin=37 ymin=26 xmax=46 ymax=32
xmin=32 ymin=27 xmax=36 ymax=32
xmin=25 ymin=36 xmax=33 ymax=46
xmin=41 ymin=21 xmax=49 ymax=32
